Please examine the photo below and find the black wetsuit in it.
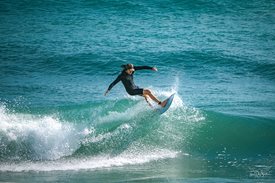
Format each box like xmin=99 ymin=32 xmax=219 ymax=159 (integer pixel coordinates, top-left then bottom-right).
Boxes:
xmin=107 ymin=66 xmax=153 ymax=96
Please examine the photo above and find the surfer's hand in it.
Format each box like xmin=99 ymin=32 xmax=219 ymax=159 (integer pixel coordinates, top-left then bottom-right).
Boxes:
xmin=104 ymin=90 xmax=109 ymax=96
xmin=152 ymin=67 xmax=158 ymax=71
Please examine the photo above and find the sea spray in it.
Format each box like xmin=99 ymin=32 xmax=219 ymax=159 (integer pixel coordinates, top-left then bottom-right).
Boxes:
xmin=0 ymin=106 xmax=81 ymax=161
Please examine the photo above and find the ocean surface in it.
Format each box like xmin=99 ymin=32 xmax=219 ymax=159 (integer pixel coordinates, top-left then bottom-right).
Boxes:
xmin=1 ymin=0 xmax=275 ymax=182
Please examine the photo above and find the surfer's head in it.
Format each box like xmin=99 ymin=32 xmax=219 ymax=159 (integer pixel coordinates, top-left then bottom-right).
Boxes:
xmin=121 ymin=64 xmax=135 ymax=74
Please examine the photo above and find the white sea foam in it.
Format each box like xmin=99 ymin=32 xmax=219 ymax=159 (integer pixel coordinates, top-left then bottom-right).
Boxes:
xmin=0 ymin=105 xmax=181 ymax=172
xmin=0 ymin=106 xmax=80 ymax=160
xmin=0 ymin=148 xmax=179 ymax=172
xmin=97 ymin=100 xmax=149 ymax=123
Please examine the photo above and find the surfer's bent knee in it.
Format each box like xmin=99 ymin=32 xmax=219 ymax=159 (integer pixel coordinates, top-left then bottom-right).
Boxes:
xmin=143 ymin=89 xmax=152 ymax=95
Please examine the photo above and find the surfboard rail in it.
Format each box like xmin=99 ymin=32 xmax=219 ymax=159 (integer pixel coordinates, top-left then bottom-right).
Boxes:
xmin=156 ymin=93 xmax=175 ymax=114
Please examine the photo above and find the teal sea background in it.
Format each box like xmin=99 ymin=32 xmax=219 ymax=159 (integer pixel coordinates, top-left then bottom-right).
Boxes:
xmin=0 ymin=0 xmax=275 ymax=182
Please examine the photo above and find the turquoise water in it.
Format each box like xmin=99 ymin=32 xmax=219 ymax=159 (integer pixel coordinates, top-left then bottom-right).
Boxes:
xmin=1 ymin=0 xmax=275 ymax=182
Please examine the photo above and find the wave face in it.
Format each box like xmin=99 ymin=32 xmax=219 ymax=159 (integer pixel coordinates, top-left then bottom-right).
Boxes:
xmin=0 ymin=93 xmax=274 ymax=174
xmin=0 ymin=93 xmax=190 ymax=164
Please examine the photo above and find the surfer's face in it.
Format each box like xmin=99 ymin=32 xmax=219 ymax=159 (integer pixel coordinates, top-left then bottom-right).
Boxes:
xmin=126 ymin=68 xmax=134 ymax=74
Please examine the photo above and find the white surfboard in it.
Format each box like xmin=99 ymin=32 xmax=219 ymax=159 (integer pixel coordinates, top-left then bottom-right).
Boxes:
xmin=156 ymin=93 xmax=175 ymax=114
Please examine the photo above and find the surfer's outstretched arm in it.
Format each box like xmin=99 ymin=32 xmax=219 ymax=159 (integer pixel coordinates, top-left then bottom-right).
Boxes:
xmin=104 ymin=75 xmax=121 ymax=96
xmin=134 ymin=66 xmax=158 ymax=71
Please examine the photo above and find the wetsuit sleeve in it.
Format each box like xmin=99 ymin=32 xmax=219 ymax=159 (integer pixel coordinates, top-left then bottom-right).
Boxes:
xmin=134 ymin=66 xmax=153 ymax=71
xmin=107 ymin=74 xmax=122 ymax=91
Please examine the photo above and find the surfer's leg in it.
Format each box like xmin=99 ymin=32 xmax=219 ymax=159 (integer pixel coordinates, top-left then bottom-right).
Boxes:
xmin=143 ymin=95 xmax=153 ymax=108
xmin=143 ymin=89 xmax=162 ymax=105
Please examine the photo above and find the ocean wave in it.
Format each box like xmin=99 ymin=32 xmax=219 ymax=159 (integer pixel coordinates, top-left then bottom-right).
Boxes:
xmin=1 ymin=92 xmax=274 ymax=172
xmin=0 ymin=106 xmax=81 ymax=161
xmin=0 ymin=93 xmax=197 ymax=163
xmin=189 ymin=111 xmax=275 ymax=156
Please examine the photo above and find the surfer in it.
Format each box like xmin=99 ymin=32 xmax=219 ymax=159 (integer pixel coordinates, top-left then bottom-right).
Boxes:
xmin=104 ymin=64 xmax=166 ymax=107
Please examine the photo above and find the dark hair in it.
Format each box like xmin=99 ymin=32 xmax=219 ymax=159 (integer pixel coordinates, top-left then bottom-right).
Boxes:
xmin=121 ymin=64 xmax=133 ymax=70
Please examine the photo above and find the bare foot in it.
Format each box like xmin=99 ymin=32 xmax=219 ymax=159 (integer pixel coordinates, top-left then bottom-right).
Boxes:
xmin=160 ymin=100 xmax=167 ymax=107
